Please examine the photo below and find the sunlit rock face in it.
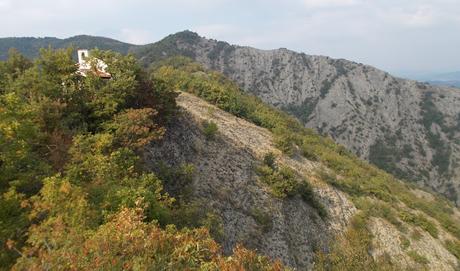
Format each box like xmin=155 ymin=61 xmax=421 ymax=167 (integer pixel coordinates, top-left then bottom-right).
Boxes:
xmin=137 ymin=31 xmax=460 ymax=206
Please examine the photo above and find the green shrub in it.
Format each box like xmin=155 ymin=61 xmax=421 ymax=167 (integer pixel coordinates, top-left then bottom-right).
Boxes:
xmin=155 ymin=163 xmax=195 ymax=198
xmin=301 ymin=143 xmax=319 ymax=161
xmin=298 ymin=181 xmax=327 ymax=218
xmin=256 ymin=163 xmax=326 ymax=218
xmin=202 ymin=120 xmax=218 ymax=140
xmin=251 ymin=208 xmax=273 ymax=233
xmin=257 ymin=165 xmax=299 ymax=198
xmin=201 ymin=212 xmax=225 ymax=242
xmin=263 ymin=152 xmax=277 ymax=170
xmin=400 ymin=212 xmax=438 ymax=238
xmin=273 ymin=132 xmax=296 ymax=155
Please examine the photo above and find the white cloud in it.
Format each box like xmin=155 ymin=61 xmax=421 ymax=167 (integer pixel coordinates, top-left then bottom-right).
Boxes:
xmin=380 ymin=5 xmax=437 ymax=28
xmin=0 ymin=0 xmax=10 ymax=9
xmin=404 ymin=6 xmax=436 ymax=26
xmin=302 ymin=0 xmax=359 ymax=8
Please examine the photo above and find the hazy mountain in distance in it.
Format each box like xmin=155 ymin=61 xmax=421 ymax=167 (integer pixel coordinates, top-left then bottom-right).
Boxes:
xmin=395 ymin=70 xmax=460 ymax=88
xmin=0 ymin=35 xmax=136 ymax=60
xmin=424 ymin=71 xmax=460 ymax=88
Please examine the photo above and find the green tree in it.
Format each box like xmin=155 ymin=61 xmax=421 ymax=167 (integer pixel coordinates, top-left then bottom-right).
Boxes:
xmin=0 ymin=92 xmax=49 ymax=194
xmin=104 ymin=108 xmax=165 ymax=151
xmin=13 ymin=206 xmax=284 ymax=271
xmin=0 ymin=190 xmax=29 ymax=268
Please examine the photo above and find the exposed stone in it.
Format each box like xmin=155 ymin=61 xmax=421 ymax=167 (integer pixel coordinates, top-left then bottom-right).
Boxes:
xmin=144 ymin=92 xmax=459 ymax=270
xmin=138 ymin=32 xmax=460 ymax=205
xmin=145 ymin=92 xmax=356 ymax=269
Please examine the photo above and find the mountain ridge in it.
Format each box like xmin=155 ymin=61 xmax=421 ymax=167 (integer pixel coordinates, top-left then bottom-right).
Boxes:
xmin=149 ymin=60 xmax=460 ymax=269
xmin=133 ymin=31 xmax=460 ymax=206
xmin=0 ymin=35 xmax=136 ymax=60
xmin=2 ymin=40 xmax=460 ymax=270
xmin=1 ymin=31 xmax=459 ymax=206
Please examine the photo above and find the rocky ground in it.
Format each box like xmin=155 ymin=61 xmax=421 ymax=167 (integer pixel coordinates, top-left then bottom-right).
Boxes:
xmin=145 ymin=92 xmax=459 ymax=270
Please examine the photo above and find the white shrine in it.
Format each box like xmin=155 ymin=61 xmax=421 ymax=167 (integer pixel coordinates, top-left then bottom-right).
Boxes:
xmin=77 ymin=49 xmax=111 ymax=79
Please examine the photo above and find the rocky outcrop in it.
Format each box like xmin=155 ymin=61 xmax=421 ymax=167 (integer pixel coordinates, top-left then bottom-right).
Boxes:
xmin=144 ymin=92 xmax=459 ymax=270
xmin=145 ymin=92 xmax=356 ymax=269
xmin=370 ymin=217 xmax=458 ymax=271
xmin=136 ymin=31 xmax=460 ymax=205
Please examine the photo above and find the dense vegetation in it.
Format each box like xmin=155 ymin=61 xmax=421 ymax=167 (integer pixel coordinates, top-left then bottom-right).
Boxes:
xmin=420 ymin=91 xmax=452 ymax=176
xmin=257 ymin=152 xmax=327 ymax=218
xmin=0 ymin=49 xmax=282 ymax=270
xmin=151 ymin=56 xmax=460 ymax=269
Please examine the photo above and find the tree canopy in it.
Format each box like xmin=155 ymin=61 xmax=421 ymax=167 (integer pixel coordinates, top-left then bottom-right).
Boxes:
xmin=0 ymin=48 xmax=282 ymax=270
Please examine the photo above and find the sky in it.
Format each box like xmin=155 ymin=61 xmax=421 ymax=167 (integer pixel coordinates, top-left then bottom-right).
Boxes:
xmin=0 ymin=0 xmax=459 ymax=74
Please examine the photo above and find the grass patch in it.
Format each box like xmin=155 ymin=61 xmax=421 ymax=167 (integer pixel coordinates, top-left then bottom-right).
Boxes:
xmin=202 ymin=120 xmax=218 ymax=140
xmin=400 ymin=235 xmax=411 ymax=250
xmin=353 ymin=198 xmax=405 ymax=232
xmin=314 ymin=214 xmax=396 ymax=270
xmin=399 ymin=212 xmax=438 ymax=239
xmin=256 ymin=153 xmax=327 ymax=218
xmin=411 ymin=229 xmax=423 ymax=241
xmin=445 ymin=240 xmax=460 ymax=259
xmin=407 ymin=250 xmax=429 ymax=265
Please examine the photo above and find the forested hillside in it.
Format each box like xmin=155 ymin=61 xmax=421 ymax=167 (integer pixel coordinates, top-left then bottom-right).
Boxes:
xmin=0 ymin=49 xmax=282 ymax=270
xmin=1 ymin=48 xmax=460 ymax=270
xmin=0 ymin=35 xmax=135 ymax=60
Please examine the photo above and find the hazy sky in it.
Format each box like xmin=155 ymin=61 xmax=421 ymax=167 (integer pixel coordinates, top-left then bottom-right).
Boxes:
xmin=0 ymin=0 xmax=459 ymax=73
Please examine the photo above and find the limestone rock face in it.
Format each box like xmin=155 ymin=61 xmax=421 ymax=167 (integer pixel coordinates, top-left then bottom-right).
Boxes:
xmin=145 ymin=92 xmax=356 ymax=269
xmin=137 ymin=31 xmax=460 ymax=205
xmin=144 ymin=92 xmax=459 ymax=270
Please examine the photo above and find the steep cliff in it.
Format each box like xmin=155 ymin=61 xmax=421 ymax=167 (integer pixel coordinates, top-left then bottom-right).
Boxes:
xmin=135 ymin=31 xmax=460 ymax=205
xmin=144 ymin=91 xmax=460 ymax=270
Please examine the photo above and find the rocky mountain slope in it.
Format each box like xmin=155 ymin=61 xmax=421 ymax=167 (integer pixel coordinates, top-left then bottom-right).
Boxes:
xmin=2 ymin=41 xmax=460 ymax=269
xmin=145 ymin=91 xmax=460 ymax=270
xmin=135 ymin=31 xmax=460 ymax=205
xmin=4 ymin=32 xmax=459 ymax=205
xmin=145 ymin=92 xmax=355 ymax=269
